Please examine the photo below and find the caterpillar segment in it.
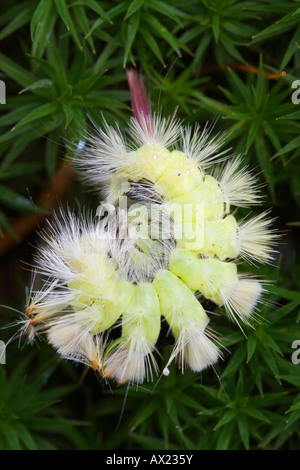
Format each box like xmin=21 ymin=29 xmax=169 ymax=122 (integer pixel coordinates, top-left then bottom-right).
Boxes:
xmin=106 ymin=146 xmax=226 ymax=222
xmin=71 ymin=277 xmax=136 ymax=336
xmin=168 ymin=248 xmax=263 ymax=325
xmin=175 ymin=212 xmax=277 ymax=263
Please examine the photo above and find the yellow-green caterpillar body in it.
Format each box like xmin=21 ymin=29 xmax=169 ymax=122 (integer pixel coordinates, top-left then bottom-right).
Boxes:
xmin=15 ymin=77 xmax=277 ymax=385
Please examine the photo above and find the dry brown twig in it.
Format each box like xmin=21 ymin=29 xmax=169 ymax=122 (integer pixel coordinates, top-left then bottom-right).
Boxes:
xmin=0 ymin=162 xmax=77 ymax=257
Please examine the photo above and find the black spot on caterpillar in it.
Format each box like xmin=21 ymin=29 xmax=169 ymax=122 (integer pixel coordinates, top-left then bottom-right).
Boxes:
xmin=194 ymin=291 xmax=219 ymax=317
xmin=155 ymin=317 xmax=175 ymax=350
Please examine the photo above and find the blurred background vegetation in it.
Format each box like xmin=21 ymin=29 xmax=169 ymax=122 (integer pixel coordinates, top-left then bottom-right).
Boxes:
xmin=0 ymin=0 xmax=300 ymax=450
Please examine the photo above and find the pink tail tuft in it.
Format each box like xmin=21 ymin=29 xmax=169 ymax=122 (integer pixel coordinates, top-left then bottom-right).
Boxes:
xmin=127 ymin=69 xmax=153 ymax=134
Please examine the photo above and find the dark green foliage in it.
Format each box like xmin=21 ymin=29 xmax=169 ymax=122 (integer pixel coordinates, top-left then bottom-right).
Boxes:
xmin=0 ymin=0 xmax=299 ymax=450
xmin=0 ymin=350 xmax=88 ymax=449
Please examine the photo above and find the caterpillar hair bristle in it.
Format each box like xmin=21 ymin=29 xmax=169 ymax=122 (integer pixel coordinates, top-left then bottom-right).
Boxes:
xmin=215 ymin=156 xmax=263 ymax=208
xmin=103 ymin=336 xmax=158 ymax=385
xmin=220 ymin=278 xmax=264 ymax=326
xmin=128 ymin=112 xmax=182 ymax=149
xmin=168 ymin=325 xmax=221 ymax=373
xmin=47 ymin=321 xmax=103 ymax=371
xmin=236 ymin=211 xmax=279 ymax=264
xmin=180 ymin=123 xmax=229 ymax=168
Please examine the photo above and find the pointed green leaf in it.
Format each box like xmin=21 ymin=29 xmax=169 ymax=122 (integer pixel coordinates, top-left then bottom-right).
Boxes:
xmin=212 ymin=15 xmax=220 ymax=43
xmin=54 ymin=0 xmax=71 ymax=30
xmin=252 ymin=10 xmax=300 ymax=44
xmin=14 ymin=423 xmax=38 ymax=450
xmin=54 ymin=0 xmax=81 ymax=48
xmin=0 ymin=421 xmax=21 ymax=450
xmin=214 ymin=410 xmax=236 ymax=430
xmin=0 ymin=6 xmax=33 ymax=40
xmin=19 ymin=79 xmax=52 ymax=95
xmin=247 ymin=335 xmax=257 ymax=363
xmin=32 ymin=2 xmax=57 ymax=57
xmin=0 ymin=185 xmax=38 ymax=212
xmin=246 ymin=121 xmax=260 ymax=151
xmin=83 ymin=0 xmax=112 ymax=24
xmin=30 ymin=0 xmax=52 ymax=40
xmin=149 ymin=1 xmax=184 ymax=27
xmin=280 ymin=27 xmax=300 ymax=69
xmin=123 ymin=14 xmax=140 ymax=67
xmin=124 ymin=0 xmax=144 ymax=20
xmin=0 ymin=53 xmax=35 ymax=87
xmin=142 ymin=30 xmax=165 ymax=65
xmin=11 ymin=102 xmax=58 ymax=132
xmin=72 ymin=5 xmax=96 ymax=53
xmin=62 ymin=104 xmax=74 ymax=129
xmin=237 ymin=414 xmax=249 ymax=449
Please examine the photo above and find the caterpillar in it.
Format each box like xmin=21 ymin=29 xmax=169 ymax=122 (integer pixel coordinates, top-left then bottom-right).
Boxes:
xmin=13 ymin=70 xmax=277 ymax=385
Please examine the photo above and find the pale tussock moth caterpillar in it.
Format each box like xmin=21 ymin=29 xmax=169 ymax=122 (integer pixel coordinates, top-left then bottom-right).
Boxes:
xmin=11 ymin=70 xmax=277 ymax=385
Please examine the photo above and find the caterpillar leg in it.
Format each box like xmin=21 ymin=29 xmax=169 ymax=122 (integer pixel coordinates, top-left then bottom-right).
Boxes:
xmin=103 ymin=283 xmax=161 ymax=384
xmin=153 ymin=270 xmax=220 ymax=372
